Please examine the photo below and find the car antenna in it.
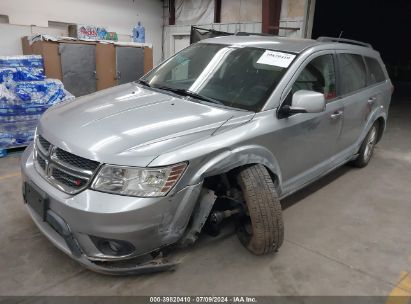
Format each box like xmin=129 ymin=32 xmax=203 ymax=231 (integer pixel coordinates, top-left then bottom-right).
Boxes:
xmin=338 ymin=31 xmax=344 ymax=38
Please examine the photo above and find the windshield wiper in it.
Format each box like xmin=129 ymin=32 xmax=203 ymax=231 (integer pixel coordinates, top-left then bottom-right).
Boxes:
xmin=137 ymin=79 xmax=151 ymax=87
xmin=156 ymin=86 xmax=223 ymax=105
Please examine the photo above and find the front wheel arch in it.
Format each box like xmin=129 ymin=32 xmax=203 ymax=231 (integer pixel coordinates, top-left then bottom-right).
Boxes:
xmin=202 ymin=163 xmax=281 ymax=196
xmin=186 ymin=145 xmax=284 ymax=193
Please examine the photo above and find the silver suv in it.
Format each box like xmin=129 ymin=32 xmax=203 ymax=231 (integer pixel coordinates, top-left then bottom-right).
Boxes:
xmin=21 ymin=35 xmax=392 ymax=274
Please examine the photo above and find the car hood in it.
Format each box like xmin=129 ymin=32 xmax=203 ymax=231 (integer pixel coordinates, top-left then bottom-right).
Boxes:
xmin=39 ymin=83 xmax=251 ymax=167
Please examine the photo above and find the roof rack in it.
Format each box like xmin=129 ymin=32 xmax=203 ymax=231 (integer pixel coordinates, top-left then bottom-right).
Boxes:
xmin=317 ymin=36 xmax=373 ymax=49
xmin=235 ymin=32 xmax=275 ymax=37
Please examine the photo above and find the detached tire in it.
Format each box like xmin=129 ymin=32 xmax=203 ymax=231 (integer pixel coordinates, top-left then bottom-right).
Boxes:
xmin=236 ymin=165 xmax=284 ymax=255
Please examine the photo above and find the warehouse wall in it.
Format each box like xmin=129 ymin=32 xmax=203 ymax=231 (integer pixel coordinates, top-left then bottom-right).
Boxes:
xmin=175 ymin=0 xmax=215 ymax=25
xmin=279 ymin=0 xmax=311 ymax=38
xmin=221 ymin=0 xmax=262 ymax=23
xmin=162 ymin=0 xmax=313 ymax=61
xmin=163 ymin=22 xmax=262 ymax=59
xmin=172 ymin=0 xmax=263 ymax=25
xmin=0 ymin=0 xmax=164 ymax=64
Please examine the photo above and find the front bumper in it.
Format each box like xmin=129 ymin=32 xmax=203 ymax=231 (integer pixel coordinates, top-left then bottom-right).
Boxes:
xmin=21 ymin=144 xmax=202 ymax=274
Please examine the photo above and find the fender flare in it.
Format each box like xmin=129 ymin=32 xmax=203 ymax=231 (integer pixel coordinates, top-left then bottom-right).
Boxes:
xmin=187 ymin=144 xmax=283 ymax=192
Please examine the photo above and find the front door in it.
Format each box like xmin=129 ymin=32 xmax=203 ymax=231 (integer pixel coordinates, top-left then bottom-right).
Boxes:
xmin=272 ymin=52 xmax=344 ymax=193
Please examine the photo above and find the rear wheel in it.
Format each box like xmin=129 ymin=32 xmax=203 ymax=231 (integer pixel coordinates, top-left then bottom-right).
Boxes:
xmin=351 ymin=122 xmax=379 ymax=168
xmin=236 ymin=165 xmax=284 ymax=255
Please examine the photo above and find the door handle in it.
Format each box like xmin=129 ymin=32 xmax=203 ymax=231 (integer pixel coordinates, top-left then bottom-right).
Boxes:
xmin=330 ymin=110 xmax=343 ymax=119
xmin=368 ymin=97 xmax=377 ymax=104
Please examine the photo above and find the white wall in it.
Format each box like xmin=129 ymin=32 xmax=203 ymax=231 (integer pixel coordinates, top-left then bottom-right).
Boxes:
xmin=175 ymin=0 xmax=214 ymax=25
xmin=221 ymin=0 xmax=262 ymax=23
xmin=161 ymin=0 xmax=313 ymax=61
xmin=279 ymin=0 xmax=309 ymax=38
xmin=0 ymin=23 xmax=74 ymax=57
xmin=0 ymin=0 xmax=164 ymax=64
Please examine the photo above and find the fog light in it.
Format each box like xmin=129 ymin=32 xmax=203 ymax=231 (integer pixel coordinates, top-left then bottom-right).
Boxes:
xmin=108 ymin=241 xmax=122 ymax=253
xmin=90 ymin=236 xmax=135 ymax=257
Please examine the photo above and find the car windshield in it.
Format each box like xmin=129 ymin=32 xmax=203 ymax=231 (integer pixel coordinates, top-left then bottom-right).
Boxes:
xmin=141 ymin=43 xmax=292 ymax=111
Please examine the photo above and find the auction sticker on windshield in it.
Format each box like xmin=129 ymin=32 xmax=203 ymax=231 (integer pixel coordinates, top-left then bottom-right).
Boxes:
xmin=257 ymin=50 xmax=296 ymax=68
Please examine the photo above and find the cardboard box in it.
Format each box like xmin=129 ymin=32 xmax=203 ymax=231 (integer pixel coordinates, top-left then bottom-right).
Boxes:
xmin=22 ymin=36 xmax=153 ymax=91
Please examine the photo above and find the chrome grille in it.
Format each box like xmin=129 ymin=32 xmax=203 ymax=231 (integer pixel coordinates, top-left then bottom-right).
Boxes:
xmin=54 ymin=148 xmax=99 ymax=172
xmin=34 ymin=134 xmax=100 ymax=194
xmin=36 ymin=153 xmax=47 ymax=171
xmin=50 ymin=166 xmax=89 ymax=189
xmin=38 ymin=135 xmax=51 ymax=153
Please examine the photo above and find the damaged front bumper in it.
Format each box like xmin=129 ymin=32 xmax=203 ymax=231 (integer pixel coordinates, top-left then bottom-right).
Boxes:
xmin=25 ymin=204 xmax=178 ymax=275
xmin=21 ymin=144 xmax=203 ymax=275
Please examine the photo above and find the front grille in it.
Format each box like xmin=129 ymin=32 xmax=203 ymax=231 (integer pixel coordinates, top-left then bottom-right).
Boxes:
xmin=34 ymin=134 xmax=100 ymax=194
xmin=38 ymin=135 xmax=51 ymax=152
xmin=55 ymin=148 xmax=99 ymax=172
xmin=37 ymin=153 xmax=47 ymax=171
xmin=51 ymin=167 xmax=89 ymax=189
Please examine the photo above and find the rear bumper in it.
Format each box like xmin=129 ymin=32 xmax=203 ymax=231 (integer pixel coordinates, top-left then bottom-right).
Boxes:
xmin=21 ymin=144 xmax=202 ymax=274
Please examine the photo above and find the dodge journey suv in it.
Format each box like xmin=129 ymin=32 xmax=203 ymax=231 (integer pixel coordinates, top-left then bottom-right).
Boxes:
xmin=21 ymin=35 xmax=392 ymax=274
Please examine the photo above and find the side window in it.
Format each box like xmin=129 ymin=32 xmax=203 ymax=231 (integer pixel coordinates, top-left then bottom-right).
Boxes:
xmin=338 ymin=53 xmax=367 ymax=95
xmin=365 ymin=57 xmax=386 ymax=84
xmin=291 ymin=54 xmax=337 ymax=101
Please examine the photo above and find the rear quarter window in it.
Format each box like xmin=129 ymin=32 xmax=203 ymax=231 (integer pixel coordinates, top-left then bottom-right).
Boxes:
xmin=337 ymin=53 xmax=367 ymax=95
xmin=365 ymin=57 xmax=386 ymax=84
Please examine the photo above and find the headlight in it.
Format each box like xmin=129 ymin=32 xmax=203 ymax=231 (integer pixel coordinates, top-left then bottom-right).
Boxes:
xmin=91 ymin=163 xmax=187 ymax=197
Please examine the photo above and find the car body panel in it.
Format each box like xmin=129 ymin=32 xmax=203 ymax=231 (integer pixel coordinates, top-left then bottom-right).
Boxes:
xmin=22 ymin=144 xmax=203 ymax=261
xmin=21 ymin=36 xmax=392 ymax=272
xmin=39 ymin=83 xmax=249 ymax=167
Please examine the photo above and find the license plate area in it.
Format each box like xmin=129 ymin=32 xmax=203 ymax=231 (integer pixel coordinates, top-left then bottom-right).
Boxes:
xmin=24 ymin=182 xmax=49 ymax=221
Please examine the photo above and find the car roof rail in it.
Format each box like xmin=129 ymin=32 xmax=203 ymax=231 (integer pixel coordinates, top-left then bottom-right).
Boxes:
xmin=235 ymin=32 xmax=275 ymax=37
xmin=317 ymin=36 xmax=373 ymax=49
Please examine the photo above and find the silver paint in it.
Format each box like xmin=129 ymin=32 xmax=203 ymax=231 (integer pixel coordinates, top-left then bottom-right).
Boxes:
xmin=21 ymin=36 xmax=392 ymax=272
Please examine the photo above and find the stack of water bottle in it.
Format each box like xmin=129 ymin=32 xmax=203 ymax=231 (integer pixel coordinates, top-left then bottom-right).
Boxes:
xmin=0 ymin=55 xmax=74 ymax=156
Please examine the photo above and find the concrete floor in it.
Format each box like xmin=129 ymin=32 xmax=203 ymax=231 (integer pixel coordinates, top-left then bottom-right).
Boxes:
xmin=1 ymin=97 xmax=411 ymax=297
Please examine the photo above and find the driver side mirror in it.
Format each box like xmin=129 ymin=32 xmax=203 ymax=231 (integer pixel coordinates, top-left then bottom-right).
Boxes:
xmin=280 ymin=90 xmax=326 ymax=117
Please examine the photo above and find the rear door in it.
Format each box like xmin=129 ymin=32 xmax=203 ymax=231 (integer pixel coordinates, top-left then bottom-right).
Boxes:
xmin=335 ymin=52 xmax=371 ymax=151
xmin=363 ymin=55 xmax=391 ymax=118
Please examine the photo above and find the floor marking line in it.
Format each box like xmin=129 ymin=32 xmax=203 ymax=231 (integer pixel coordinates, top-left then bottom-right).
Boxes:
xmin=0 ymin=172 xmax=20 ymax=181
xmin=386 ymin=272 xmax=411 ymax=304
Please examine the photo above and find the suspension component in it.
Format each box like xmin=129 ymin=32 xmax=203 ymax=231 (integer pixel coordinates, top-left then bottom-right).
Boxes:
xmin=206 ymin=208 xmax=242 ymax=236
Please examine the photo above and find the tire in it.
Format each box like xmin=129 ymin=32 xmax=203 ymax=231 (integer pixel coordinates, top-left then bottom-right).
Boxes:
xmin=351 ymin=122 xmax=379 ymax=168
xmin=236 ymin=164 xmax=284 ymax=255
